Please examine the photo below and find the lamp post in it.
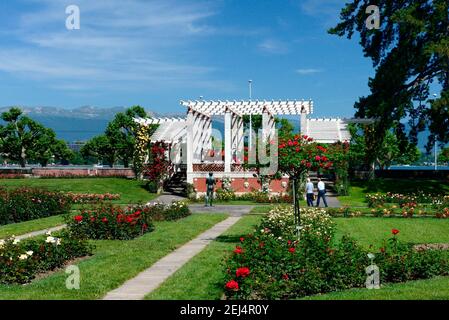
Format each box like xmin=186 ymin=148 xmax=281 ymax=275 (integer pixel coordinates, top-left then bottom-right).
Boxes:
xmin=248 ymin=80 xmax=253 ymax=149
xmin=435 ymin=136 xmax=438 ymax=171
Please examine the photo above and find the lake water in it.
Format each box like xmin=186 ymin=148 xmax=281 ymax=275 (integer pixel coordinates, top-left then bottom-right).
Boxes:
xmin=388 ymin=166 xmax=449 ymax=171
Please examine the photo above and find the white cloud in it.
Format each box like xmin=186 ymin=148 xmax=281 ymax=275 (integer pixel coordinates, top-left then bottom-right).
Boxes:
xmin=258 ymin=39 xmax=289 ymax=54
xmin=295 ymin=68 xmax=323 ymax=75
xmin=2 ymin=0 xmax=233 ymax=92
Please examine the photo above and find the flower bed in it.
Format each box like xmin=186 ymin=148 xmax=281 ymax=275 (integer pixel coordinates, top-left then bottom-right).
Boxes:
xmin=223 ymin=206 xmax=449 ymax=300
xmin=0 ymin=187 xmax=123 ymax=226
xmin=0 ymin=232 xmax=93 ymax=284
xmin=366 ymin=192 xmax=449 ymax=207
xmin=66 ymin=202 xmax=190 ymax=240
xmin=193 ymin=190 xmax=292 ymax=204
xmin=0 ymin=187 xmax=72 ymax=225
xmin=325 ymin=205 xmax=449 ymax=219
xmin=66 ymin=192 xmax=121 ymax=204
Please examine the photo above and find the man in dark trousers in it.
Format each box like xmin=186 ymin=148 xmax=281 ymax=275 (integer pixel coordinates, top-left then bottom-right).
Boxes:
xmin=205 ymin=172 xmax=216 ymax=207
xmin=316 ymin=178 xmax=328 ymax=207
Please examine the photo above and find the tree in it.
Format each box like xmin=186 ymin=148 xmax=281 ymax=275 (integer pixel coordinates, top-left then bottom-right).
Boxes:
xmin=348 ymin=124 xmax=421 ymax=170
xmin=105 ymin=106 xmax=150 ymax=168
xmin=0 ymin=107 xmax=71 ymax=167
xmin=81 ymin=106 xmax=156 ymax=170
xmin=330 ymin=0 xmax=449 ymax=153
xmin=80 ymin=135 xmax=117 ymax=167
xmin=277 ymin=133 xmax=332 ymax=238
xmin=439 ymin=147 xmax=449 ymax=163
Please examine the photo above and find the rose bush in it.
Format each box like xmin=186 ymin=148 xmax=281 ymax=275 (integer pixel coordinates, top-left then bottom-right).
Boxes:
xmin=0 ymin=232 xmax=93 ymax=284
xmin=0 ymin=187 xmax=72 ymax=225
xmin=224 ymin=212 xmax=449 ymax=299
xmin=66 ymin=201 xmax=190 ymax=240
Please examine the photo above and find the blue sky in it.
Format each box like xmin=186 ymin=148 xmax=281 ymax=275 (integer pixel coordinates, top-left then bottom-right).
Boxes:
xmin=0 ymin=0 xmax=375 ymax=117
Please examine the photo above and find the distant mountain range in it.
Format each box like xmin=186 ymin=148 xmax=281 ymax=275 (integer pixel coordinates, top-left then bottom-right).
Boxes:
xmin=0 ymin=106 xmax=439 ymax=152
xmin=0 ymin=106 xmax=163 ymax=142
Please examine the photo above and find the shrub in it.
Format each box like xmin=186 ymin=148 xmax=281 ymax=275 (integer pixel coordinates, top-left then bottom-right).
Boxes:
xmin=0 ymin=187 xmax=72 ymax=225
xmin=260 ymin=206 xmax=335 ymax=241
xmin=65 ymin=205 xmax=154 ymax=240
xmin=66 ymin=201 xmax=191 ymax=240
xmin=0 ymin=232 xmax=93 ymax=284
xmin=224 ymin=208 xmax=449 ymax=300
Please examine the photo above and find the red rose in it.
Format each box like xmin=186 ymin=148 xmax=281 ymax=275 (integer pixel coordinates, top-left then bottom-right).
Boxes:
xmin=102 ymin=217 xmax=108 ymax=223
xmin=236 ymin=267 xmax=250 ymax=278
xmin=143 ymin=223 xmax=148 ymax=230
xmin=90 ymin=217 xmax=96 ymax=222
xmin=315 ymin=156 xmax=321 ymax=161
xmin=282 ymin=274 xmax=289 ymax=280
xmin=240 ymin=237 xmax=245 ymax=242
xmin=287 ymin=240 xmax=292 ymax=245
xmin=392 ymin=229 xmax=399 ymax=235
xmin=225 ymin=280 xmax=239 ymax=291
xmin=289 ymin=247 xmax=296 ymax=253
xmin=234 ymin=246 xmax=243 ymax=254
xmin=74 ymin=215 xmax=83 ymax=222
xmin=126 ymin=216 xmax=134 ymax=223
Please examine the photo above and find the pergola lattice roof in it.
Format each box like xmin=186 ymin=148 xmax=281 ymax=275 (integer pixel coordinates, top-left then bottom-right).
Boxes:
xmin=135 ymin=117 xmax=186 ymax=143
xmin=180 ymin=100 xmax=313 ymax=116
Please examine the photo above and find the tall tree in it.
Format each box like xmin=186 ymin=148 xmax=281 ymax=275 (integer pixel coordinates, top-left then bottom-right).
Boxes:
xmin=0 ymin=107 xmax=71 ymax=167
xmin=80 ymin=135 xmax=117 ymax=167
xmin=105 ymin=106 xmax=148 ymax=168
xmin=330 ymin=0 xmax=449 ymax=153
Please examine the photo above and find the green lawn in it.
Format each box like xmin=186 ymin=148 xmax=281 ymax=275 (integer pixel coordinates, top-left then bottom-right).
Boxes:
xmin=146 ymin=215 xmax=449 ymax=300
xmin=0 ymin=213 xmax=226 ymax=300
xmin=0 ymin=178 xmax=157 ymax=204
xmin=0 ymin=215 xmax=68 ymax=239
xmin=303 ymin=276 xmax=449 ymax=300
xmin=146 ymin=214 xmax=263 ymax=300
xmin=338 ymin=178 xmax=449 ymax=207
xmin=335 ymin=217 xmax=449 ymax=249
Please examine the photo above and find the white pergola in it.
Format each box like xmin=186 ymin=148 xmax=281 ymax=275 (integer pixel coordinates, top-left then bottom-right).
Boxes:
xmin=136 ymin=99 xmax=371 ymax=182
xmin=181 ymin=100 xmax=314 ymax=181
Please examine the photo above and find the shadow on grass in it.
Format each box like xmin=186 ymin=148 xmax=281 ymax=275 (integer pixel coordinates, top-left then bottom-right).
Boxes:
xmin=352 ymin=178 xmax=449 ymax=195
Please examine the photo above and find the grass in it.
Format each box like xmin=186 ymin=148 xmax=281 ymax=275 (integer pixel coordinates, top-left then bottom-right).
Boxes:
xmin=0 ymin=213 xmax=227 ymax=300
xmin=147 ymin=215 xmax=449 ymax=300
xmin=303 ymin=276 xmax=449 ymax=300
xmin=0 ymin=178 xmax=157 ymax=204
xmin=338 ymin=178 xmax=449 ymax=207
xmin=335 ymin=217 xmax=449 ymax=249
xmin=145 ymin=214 xmax=263 ymax=300
xmin=0 ymin=215 xmax=68 ymax=239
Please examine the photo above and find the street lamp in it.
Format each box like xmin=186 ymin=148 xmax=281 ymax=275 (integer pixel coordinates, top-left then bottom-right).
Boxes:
xmin=248 ymin=80 xmax=253 ymax=149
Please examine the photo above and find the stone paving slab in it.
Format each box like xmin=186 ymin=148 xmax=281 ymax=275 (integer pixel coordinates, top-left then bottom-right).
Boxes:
xmin=188 ymin=205 xmax=255 ymax=216
xmin=102 ymin=216 xmax=243 ymax=300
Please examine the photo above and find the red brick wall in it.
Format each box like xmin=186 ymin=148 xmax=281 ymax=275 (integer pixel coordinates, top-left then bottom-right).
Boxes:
xmin=193 ymin=177 xmax=289 ymax=193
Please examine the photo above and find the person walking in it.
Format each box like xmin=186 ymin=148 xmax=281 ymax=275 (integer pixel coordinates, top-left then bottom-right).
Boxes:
xmin=305 ymin=178 xmax=315 ymax=207
xmin=205 ymin=172 xmax=216 ymax=207
xmin=316 ymin=178 xmax=328 ymax=208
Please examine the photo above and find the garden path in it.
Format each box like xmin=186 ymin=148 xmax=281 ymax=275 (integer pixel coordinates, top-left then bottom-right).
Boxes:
xmin=102 ymin=214 xmax=248 ymax=300
xmin=2 ymin=224 xmax=67 ymax=241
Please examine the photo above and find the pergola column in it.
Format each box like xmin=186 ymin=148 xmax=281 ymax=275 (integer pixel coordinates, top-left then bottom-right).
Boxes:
xmin=224 ymin=109 xmax=232 ymax=172
xmin=186 ymin=109 xmax=194 ymax=178
xmin=262 ymin=107 xmax=275 ymax=143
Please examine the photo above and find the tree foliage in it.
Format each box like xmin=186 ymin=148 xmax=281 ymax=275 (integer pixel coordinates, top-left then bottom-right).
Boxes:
xmin=0 ymin=107 xmax=72 ymax=167
xmin=81 ymin=106 xmax=156 ymax=169
xmin=330 ymin=0 xmax=449 ymax=152
xmin=349 ymin=124 xmax=421 ymax=170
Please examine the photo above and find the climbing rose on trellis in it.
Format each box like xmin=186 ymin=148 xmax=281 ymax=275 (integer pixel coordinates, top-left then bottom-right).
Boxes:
xmin=143 ymin=142 xmax=172 ymax=189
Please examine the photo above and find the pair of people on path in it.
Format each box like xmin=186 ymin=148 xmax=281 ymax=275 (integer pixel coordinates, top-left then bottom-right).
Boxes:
xmin=305 ymin=177 xmax=328 ymax=207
